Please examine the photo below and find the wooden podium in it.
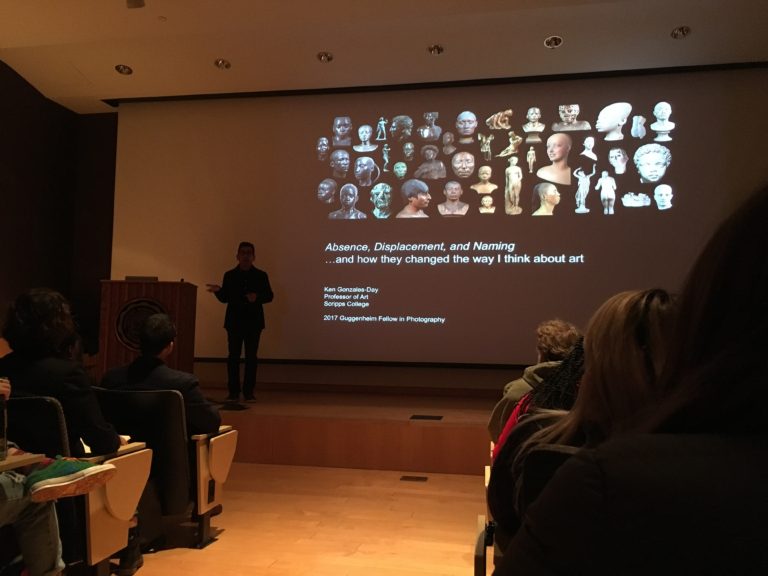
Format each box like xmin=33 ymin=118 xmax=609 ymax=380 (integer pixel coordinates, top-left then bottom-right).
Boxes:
xmin=98 ymin=280 xmax=197 ymax=377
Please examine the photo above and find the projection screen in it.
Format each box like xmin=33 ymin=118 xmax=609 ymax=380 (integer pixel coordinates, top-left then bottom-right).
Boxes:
xmin=112 ymin=67 xmax=767 ymax=366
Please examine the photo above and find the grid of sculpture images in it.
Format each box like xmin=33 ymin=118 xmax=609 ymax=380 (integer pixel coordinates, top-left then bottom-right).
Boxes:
xmin=315 ymin=102 xmax=676 ymax=219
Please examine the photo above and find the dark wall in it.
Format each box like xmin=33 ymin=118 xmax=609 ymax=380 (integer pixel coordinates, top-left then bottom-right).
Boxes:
xmin=0 ymin=61 xmax=116 ymax=353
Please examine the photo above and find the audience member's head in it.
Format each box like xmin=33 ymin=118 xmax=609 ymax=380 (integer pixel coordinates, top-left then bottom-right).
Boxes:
xmin=522 ymin=289 xmax=676 ymax=448
xmin=528 ymin=337 xmax=585 ymax=413
xmin=647 ymin=186 xmax=768 ymax=434
xmin=2 ymin=288 xmax=78 ymax=358
xmin=575 ymin=289 xmax=676 ymax=443
xmin=535 ymin=319 xmax=581 ymax=362
xmin=139 ymin=313 xmax=177 ymax=357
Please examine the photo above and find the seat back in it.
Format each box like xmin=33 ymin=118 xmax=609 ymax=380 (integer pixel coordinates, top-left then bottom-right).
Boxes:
xmin=94 ymin=387 xmax=191 ymax=515
xmin=518 ymin=443 xmax=579 ymax=516
xmin=8 ymin=395 xmax=70 ymax=457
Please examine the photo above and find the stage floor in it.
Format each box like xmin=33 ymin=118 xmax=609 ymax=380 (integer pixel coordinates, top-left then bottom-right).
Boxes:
xmin=205 ymin=389 xmax=497 ymax=475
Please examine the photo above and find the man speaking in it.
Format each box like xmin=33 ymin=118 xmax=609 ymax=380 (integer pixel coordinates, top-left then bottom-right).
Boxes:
xmin=207 ymin=241 xmax=273 ymax=403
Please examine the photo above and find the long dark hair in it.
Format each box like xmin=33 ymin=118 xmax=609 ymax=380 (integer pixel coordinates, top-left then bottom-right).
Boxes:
xmin=528 ymin=337 xmax=584 ymax=412
xmin=642 ymin=186 xmax=768 ymax=434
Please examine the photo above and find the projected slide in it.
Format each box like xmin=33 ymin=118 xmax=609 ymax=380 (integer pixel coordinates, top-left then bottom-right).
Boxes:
xmin=307 ymin=98 xmax=679 ymax=359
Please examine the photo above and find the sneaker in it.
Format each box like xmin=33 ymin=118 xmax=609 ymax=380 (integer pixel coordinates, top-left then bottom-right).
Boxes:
xmin=26 ymin=457 xmax=117 ymax=502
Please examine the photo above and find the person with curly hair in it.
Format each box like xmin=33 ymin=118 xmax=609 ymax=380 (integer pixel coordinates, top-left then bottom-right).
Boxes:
xmin=0 ymin=288 xmax=121 ymax=457
xmin=488 ymin=319 xmax=581 ymax=443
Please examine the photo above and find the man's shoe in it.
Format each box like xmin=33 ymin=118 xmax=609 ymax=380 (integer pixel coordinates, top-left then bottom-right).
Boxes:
xmin=26 ymin=457 xmax=117 ymax=502
xmin=223 ymin=395 xmax=239 ymax=403
xmin=243 ymin=396 xmax=257 ymax=403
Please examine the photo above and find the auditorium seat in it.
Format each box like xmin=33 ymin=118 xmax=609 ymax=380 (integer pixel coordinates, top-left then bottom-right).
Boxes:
xmin=474 ymin=442 xmax=501 ymax=576
xmin=93 ymin=387 xmax=237 ymax=548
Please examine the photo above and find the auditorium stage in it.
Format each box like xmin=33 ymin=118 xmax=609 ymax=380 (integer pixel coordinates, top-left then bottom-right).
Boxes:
xmin=205 ymin=388 xmax=497 ymax=476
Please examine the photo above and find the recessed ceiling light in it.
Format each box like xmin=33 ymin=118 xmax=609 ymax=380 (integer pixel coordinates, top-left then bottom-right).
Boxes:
xmin=317 ymin=51 xmax=334 ymax=63
xmin=214 ymin=58 xmax=231 ymax=70
xmin=544 ymin=35 xmax=564 ymax=49
xmin=670 ymin=25 xmax=691 ymax=40
xmin=115 ymin=64 xmax=133 ymax=75
xmin=427 ymin=44 xmax=444 ymax=56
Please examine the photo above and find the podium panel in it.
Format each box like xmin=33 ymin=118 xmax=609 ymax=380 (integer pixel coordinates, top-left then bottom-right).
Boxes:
xmin=99 ymin=281 xmax=196 ymax=377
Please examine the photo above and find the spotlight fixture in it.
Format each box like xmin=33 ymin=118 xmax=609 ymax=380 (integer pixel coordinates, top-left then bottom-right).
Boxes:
xmin=317 ymin=51 xmax=334 ymax=63
xmin=114 ymin=64 xmax=133 ymax=75
xmin=214 ymin=58 xmax=232 ymax=70
xmin=543 ymin=35 xmax=564 ymax=49
xmin=427 ymin=44 xmax=444 ymax=56
xmin=670 ymin=25 xmax=691 ymax=40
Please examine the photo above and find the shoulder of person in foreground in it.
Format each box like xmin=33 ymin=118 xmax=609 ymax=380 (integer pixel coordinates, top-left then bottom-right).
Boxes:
xmin=497 ymin=433 xmax=768 ymax=575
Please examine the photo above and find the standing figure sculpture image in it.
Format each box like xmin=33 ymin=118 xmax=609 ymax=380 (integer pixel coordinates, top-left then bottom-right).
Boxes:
xmin=573 ymin=165 xmax=596 ymax=213
xmin=595 ymin=170 xmax=618 ymax=215
xmin=526 ymin=146 xmax=536 ymax=173
xmin=504 ymin=157 xmax=524 ymax=215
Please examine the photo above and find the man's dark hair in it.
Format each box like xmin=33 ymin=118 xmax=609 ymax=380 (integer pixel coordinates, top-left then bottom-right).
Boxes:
xmin=238 ymin=241 xmax=255 ymax=253
xmin=140 ymin=313 xmax=177 ymax=356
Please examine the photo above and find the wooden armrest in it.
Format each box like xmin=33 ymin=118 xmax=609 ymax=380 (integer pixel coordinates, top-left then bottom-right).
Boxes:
xmin=103 ymin=449 xmax=152 ymax=520
xmin=85 ymin=448 xmax=152 ymax=565
xmin=0 ymin=452 xmax=45 ymax=472
xmin=193 ymin=429 xmax=238 ymax=515
xmin=82 ymin=441 xmax=147 ymax=464
xmin=208 ymin=430 xmax=237 ymax=483
xmin=190 ymin=424 xmax=234 ymax=442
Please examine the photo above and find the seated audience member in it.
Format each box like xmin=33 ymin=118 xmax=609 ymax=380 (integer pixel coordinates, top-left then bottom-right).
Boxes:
xmin=102 ymin=313 xmax=221 ymax=573
xmin=488 ymin=319 xmax=581 ymax=444
xmin=0 ymin=289 xmax=121 ymax=457
xmin=486 ymin=340 xmax=584 ymax=553
xmin=0 ymin=378 xmax=117 ymax=576
xmin=102 ymin=314 xmax=221 ymax=436
xmin=496 ymin=185 xmax=768 ymax=575
xmin=488 ymin=289 xmax=675 ymax=555
xmin=496 ymin=338 xmax=585 ymax=450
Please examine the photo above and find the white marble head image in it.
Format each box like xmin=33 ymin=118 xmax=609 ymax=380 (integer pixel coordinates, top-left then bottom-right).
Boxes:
xmin=654 ymin=184 xmax=673 ymax=210
xmin=608 ymin=148 xmax=629 ymax=174
xmin=596 ymin=102 xmax=632 ymax=140
xmin=634 ymin=143 xmax=672 ymax=183
xmin=651 ymin=101 xmax=675 ymax=141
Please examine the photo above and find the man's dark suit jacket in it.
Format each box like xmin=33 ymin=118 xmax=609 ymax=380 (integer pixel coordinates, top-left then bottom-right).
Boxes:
xmin=215 ymin=265 xmax=273 ymax=331
xmin=101 ymin=356 xmax=221 ymax=435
